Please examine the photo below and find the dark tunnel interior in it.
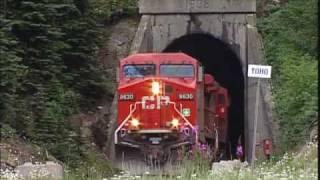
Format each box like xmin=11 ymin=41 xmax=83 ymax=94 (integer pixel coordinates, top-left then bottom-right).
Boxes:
xmin=163 ymin=33 xmax=245 ymax=159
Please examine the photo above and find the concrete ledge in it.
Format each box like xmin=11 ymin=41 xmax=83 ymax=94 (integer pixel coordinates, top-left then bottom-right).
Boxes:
xmin=139 ymin=0 xmax=256 ymax=14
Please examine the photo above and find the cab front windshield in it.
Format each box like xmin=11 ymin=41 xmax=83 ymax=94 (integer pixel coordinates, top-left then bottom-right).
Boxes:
xmin=123 ymin=64 xmax=155 ymax=78
xmin=160 ymin=64 xmax=194 ymax=77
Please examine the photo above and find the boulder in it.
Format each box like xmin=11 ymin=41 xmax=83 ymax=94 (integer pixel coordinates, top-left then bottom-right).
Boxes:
xmin=16 ymin=161 xmax=63 ymax=180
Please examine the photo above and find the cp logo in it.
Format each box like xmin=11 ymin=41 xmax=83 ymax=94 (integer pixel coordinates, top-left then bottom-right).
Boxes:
xmin=141 ymin=96 xmax=170 ymax=109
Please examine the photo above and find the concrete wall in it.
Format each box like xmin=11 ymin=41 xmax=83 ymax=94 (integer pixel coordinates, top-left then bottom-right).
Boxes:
xmin=246 ymin=23 xmax=275 ymax=161
xmin=130 ymin=0 xmax=274 ymax=162
xmin=131 ymin=14 xmax=247 ymax=59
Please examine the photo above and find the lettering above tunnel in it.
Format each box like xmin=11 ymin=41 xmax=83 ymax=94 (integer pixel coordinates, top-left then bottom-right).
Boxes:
xmin=248 ymin=64 xmax=272 ymax=79
xmin=139 ymin=0 xmax=256 ymax=14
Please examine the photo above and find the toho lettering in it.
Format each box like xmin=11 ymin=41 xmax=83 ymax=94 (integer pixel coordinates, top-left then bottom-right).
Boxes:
xmin=251 ymin=68 xmax=268 ymax=75
xmin=248 ymin=64 xmax=272 ymax=78
xmin=142 ymin=96 xmax=170 ymax=110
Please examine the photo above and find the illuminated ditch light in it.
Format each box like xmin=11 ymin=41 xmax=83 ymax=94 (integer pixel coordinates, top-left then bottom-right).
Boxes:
xmin=171 ymin=118 xmax=180 ymax=128
xmin=131 ymin=118 xmax=140 ymax=127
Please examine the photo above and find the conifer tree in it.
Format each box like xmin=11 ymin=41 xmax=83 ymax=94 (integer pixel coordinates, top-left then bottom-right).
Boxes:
xmin=0 ymin=0 xmax=137 ymax=168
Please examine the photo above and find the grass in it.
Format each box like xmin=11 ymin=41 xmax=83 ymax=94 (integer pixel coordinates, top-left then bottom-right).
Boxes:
xmin=74 ymin=141 xmax=317 ymax=180
xmin=1 ymin=141 xmax=317 ymax=180
xmin=63 ymin=148 xmax=119 ymax=180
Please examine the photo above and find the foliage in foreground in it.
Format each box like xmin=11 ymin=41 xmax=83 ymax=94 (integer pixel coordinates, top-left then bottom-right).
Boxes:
xmin=207 ymin=142 xmax=318 ymax=180
xmin=63 ymin=141 xmax=317 ymax=180
xmin=0 ymin=138 xmax=317 ymax=179
xmin=257 ymin=0 xmax=318 ymax=150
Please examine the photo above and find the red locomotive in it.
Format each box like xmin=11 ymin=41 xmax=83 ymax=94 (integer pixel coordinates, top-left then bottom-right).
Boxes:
xmin=113 ymin=53 xmax=230 ymax=164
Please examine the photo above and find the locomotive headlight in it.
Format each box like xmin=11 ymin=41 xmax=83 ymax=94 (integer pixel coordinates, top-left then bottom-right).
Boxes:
xmin=152 ymin=81 xmax=160 ymax=95
xmin=171 ymin=118 xmax=180 ymax=127
xmin=130 ymin=118 xmax=140 ymax=127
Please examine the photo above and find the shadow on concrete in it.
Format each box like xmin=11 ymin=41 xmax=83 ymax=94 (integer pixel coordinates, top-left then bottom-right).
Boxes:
xmin=163 ymin=33 xmax=245 ymax=159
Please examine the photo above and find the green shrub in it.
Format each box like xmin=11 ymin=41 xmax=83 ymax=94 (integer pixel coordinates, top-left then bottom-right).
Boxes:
xmin=258 ymin=0 xmax=318 ymax=151
xmin=0 ymin=123 xmax=17 ymax=138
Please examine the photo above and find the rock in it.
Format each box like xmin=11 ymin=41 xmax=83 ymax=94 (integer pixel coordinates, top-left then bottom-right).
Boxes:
xmin=16 ymin=161 xmax=63 ymax=180
xmin=0 ymin=162 xmax=14 ymax=171
xmin=212 ymin=160 xmax=248 ymax=171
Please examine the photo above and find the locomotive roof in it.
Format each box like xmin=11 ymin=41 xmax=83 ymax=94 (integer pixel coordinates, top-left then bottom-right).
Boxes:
xmin=121 ymin=53 xmax=198 ymax=64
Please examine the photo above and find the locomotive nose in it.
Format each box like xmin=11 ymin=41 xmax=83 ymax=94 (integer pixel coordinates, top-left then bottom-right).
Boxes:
xmin=118 ymin=77 xmax=196 ymax=134
xmin=139 ymin=79 xmax=195 ymax=130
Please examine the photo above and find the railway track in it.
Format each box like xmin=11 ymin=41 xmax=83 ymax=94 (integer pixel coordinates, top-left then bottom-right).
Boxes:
xmin=110 ymin=163 xmax=190 ymax=180
xmin=113 ymin=145 xmax=187 ymax=176
xmin=110 ymin=160 xmax=248 ymax=180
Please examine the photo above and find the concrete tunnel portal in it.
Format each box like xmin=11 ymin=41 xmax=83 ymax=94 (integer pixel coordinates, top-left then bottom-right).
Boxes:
xmin=163 ymin=33 xmax=245 ymax=159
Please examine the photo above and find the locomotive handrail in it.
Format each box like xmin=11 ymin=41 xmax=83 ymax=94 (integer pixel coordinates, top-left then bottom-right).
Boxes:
xmin=115 ymin=101 xmax=198 ymax=144
xmin=169 ymin=102 xmax=195 ymax=129
xmin=114 ymin=101 xmax=142 ymax=144
xmin=169 ymin=102 xmax=198 ymax=144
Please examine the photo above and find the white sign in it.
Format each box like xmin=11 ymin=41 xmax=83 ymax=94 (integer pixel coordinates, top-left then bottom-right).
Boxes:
xmin=248 ymin=64 xmax=272 ymax=78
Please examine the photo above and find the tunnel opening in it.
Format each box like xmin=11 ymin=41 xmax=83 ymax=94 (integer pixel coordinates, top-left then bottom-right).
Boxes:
xmin=163 ymin=33 xmax=245 ymax=159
